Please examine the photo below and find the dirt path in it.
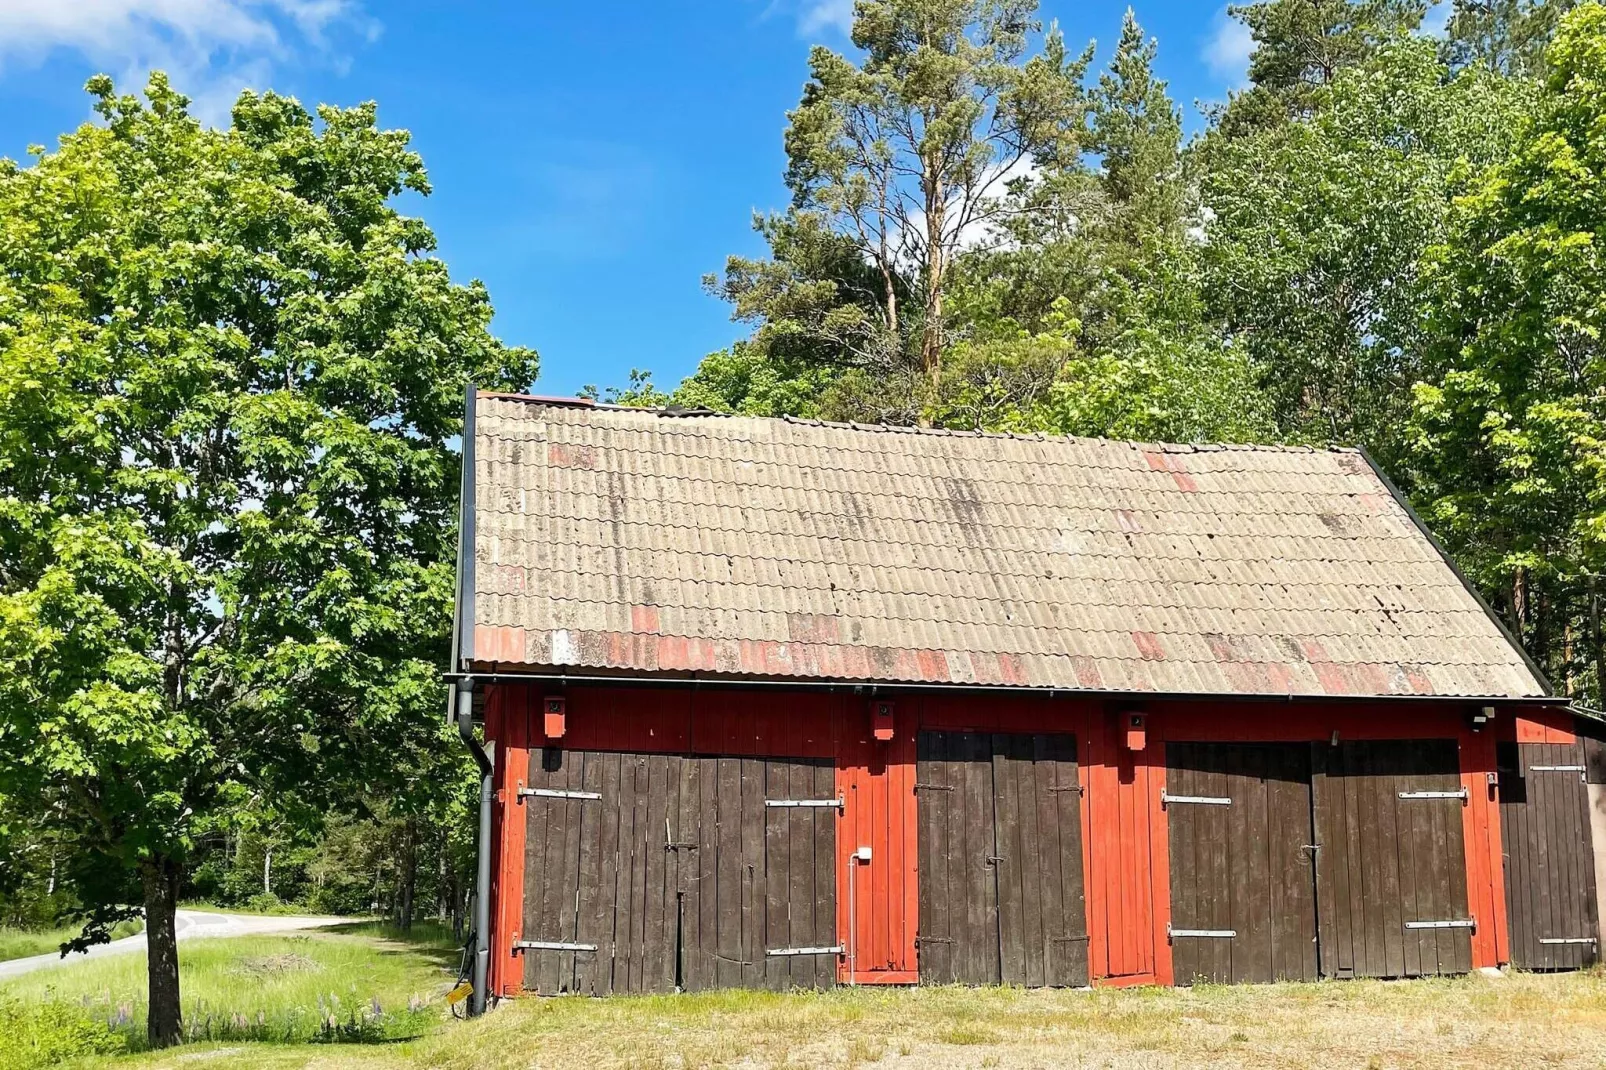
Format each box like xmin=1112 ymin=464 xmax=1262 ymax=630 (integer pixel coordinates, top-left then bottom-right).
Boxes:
xmin=0 ymin=909 xmax=345 ymax=980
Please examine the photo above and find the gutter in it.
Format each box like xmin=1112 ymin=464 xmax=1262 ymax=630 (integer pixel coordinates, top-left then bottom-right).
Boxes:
xmin=448 ymin=384 xmax=492 ymax=1016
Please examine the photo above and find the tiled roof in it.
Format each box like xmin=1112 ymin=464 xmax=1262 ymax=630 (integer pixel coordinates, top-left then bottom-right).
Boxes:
xmin=467 ymin=393 xmax=1545 ymax=699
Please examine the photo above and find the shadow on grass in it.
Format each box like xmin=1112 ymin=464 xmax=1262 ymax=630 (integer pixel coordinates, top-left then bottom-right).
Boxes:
xmin=310 ymin=921 xmax=463 ymax=969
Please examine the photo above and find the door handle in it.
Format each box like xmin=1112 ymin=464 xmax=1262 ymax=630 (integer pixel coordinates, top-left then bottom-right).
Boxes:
xmin=984 ymin=855 xmax=1005 ymax=866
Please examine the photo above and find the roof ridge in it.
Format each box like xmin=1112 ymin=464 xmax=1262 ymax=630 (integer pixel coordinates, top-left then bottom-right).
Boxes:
xmin=477 ymin=390 xmax=1360 ymax=455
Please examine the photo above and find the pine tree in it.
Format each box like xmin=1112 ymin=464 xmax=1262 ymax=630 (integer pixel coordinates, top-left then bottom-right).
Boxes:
xmin=1090 ymin=9 xmax=1184 ymax=237
xmin=1219 ymin=0 xmax=1428 ymax=132
xmin=1442 ymin=0 xmax=1580 ymax=75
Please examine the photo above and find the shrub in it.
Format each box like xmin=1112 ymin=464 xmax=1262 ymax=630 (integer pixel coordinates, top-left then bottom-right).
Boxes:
xmin=0 ymin=998 xmax=126 ymax=1070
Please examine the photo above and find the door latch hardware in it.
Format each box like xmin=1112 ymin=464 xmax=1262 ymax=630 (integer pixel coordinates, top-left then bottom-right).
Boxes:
xmin=1539 ymin=937 xmax=1597 ymax=945
xmin=518 ymin=787 xmax=601 ymax=801
xmin=1167 ymin=924 xmax=1236 ymax=940
xmin=764 ymin=797 xmax=844 ymax=809
xmin=1405 ymin=919 xmax=1476 ymax=931
xmin=1397 ymin=789 xmax=1469 ymax=801
xmin=983 ymin=855 xmax=1005 ymax=866
xmin=514 ymin=940 xmax=598 ymax=953
xmin=765 ymin=945 xmax=844 ymax=957
xmin=1160 ymin=791 xmax=1232 ymax=807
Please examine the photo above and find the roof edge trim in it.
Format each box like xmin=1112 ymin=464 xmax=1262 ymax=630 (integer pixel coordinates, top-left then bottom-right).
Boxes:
xmin=1356 ymin=446 xmax=1552 ymax=697
xmin=449 ymin=667 xmax=1564 ymax=704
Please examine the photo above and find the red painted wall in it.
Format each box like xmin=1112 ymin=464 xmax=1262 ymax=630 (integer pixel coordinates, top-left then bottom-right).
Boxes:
xmin=483 ymin=682 xmax=1530 ymax=996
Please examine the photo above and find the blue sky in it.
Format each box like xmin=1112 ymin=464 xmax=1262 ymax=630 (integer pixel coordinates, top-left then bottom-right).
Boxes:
xmin=0 ymin=1 xmax=1287 ymax=397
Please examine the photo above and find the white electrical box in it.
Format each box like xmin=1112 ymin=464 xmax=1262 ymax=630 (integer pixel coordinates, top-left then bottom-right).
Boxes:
xmin=854 ymin=846 xmax=872 ymax=862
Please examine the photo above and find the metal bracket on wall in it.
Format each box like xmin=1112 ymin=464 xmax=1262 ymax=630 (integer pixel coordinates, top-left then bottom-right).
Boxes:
xmin=913 ymin=783 xmax=955 ymax=793
xmin=1539 ymin=937 xmax=1598 ymax=945
xmin=766 ymin=945 xmax=844 ymax=957
xmin=1397 ymin=789 xmax=1469 ymax=801
xmin=764 ymin=797 xmax=844 ymax=809
xmin=1160 ymin=791 xmax=1232 ymax=808
xmin=514 ymin=940 xmax=598 ymax=953
xmin=518 ymin=786 xmax=602 ymax=801
xmin=1405 ymin=919 xmax=1477 ymax=932
xmin=1167 ymin=924 xmax=1236 ymax=941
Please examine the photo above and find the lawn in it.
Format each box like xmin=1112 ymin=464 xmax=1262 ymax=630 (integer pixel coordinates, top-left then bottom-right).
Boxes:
xmin=0 ymin=922 xmax=463 ymax=1068
xmin=32 ymin=965 xmax=1606 ymax=1070
xmin=0 ymin=921 xmax=144 ymax=964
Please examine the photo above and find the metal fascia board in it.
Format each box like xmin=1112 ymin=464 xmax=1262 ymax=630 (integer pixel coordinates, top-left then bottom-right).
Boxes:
xmin=455 ymin=385 xmax=478 ymax=670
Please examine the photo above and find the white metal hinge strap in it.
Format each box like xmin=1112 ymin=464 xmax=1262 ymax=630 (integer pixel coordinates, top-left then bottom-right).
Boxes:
xmin=514 ymin=940 xmax=598 ymax=952
xmin=1397 ymin=789 xmax=1469 ymax=801
xmin=764 ymin=798 xmax=844 ymax=809
xmin=1529 ymin=765 xmax=1585 ymax=772
xmin=1168 ymin=924 xmax=1236 ymax=939
xmin=1161 ymin=791 xmax=1231 ymax=807
xmin=1405 ymin=919 xmax=1476 ymax=931
xmin=765 ymin=945 xmax=843 ymax=957
xmin=518 ymin=787 xmax=602 ymax=801
xmin=1539 ymin=937 xmax=1598 ymax=945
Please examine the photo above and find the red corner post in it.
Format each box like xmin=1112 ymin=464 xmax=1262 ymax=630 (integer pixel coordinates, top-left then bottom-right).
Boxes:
xmin=1458 ymin=720 xmax=1506 ymax=968
xmin=489 ymin=686 xmax=530 ymax=997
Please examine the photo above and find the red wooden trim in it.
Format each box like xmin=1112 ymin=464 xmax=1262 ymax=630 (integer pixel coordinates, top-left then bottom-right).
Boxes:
xmin=1515 ymin=708 xmax=1576 ymax=744
xmin=1078 ymin=723 xmax=1099 ymax=980
xmin=847 ymin=970 xmax=919 ymax=984
xmin=491 ymin=686 xmax=529 ymax=998
xmin=1094 ymin=972 xmax=1158 ymax=988
xmin=1147 ymin=739 xmax=1173 ymax=987
xmin=1457 ymin=726 xmax=1506 ymax=967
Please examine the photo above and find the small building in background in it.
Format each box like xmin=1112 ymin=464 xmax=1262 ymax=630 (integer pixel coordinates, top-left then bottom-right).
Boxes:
xmin=452 ymin=390 xmax=1602 ymax=996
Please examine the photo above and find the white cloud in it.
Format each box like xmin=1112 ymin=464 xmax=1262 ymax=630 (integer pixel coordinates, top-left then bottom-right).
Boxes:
xmin=0 ymin=0 xmax=373 ymax=125
xmin=1202 ymin=8 xmax=1254 ymax=88
xmin=797 ymin=0 xmax=854 ymax=37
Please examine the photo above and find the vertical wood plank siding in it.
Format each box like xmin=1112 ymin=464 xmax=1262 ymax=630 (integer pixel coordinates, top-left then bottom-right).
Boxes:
xmin=483 ymin=684 xmax=1570 ymax=996
xmin=1500 ymin=739 xmax=1600 ymax=969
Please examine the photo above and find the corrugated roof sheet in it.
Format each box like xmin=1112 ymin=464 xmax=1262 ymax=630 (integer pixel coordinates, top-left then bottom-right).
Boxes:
xmin=468 ymin=393 xmax=1545 ymax=699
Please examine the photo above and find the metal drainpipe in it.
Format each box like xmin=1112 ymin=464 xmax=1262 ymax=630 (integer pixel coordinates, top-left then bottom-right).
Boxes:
xmin=455 ymin=677 xmax=493 ymax=1015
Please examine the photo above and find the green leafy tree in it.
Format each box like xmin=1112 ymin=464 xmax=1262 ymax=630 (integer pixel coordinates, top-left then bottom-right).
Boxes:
xmin=1199 ymin=38 xmax=1530 ymax=453
xmin=1410 ymin=3 xmax=1606 ymax=696
xmin=0 ymin=75 xmax=537 ymax=1045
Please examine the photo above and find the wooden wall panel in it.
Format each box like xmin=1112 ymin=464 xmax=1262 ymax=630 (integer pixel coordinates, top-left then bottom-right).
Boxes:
xmin=915 ymin=730 xmax=1087 ymax=987
xmin=1165 ymin=743 xmax=1317 ymax=985
xmin=1312 ymin=740 xmax=1471 ymax=979
xmin=1500 ymin=741 xmax=1600 ymax=969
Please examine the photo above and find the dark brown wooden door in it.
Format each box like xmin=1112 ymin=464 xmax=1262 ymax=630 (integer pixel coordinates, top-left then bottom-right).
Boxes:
xmin=521 ymin=748 xmax=835 ymax=995
xmin=1500 ymin=741 xmax=1600 ymax=969
xmin=916 ymin=731 xmax=1088 ymax=987
xmin=1312 ymin=739 xmax=1472 ymax=979
xmin=1165 ymin=743 xmax=1319 ymax=984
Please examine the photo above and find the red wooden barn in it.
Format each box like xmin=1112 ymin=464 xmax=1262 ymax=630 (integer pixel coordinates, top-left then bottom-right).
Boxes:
xmin=448 ymin=390 xmax=1605 ymax=1005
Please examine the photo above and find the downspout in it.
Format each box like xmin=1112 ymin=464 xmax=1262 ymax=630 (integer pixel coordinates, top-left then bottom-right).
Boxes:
xmin=449 ymin=384 xmax=493 ymax=1015
xmin=455 ymin=679 xmax=493 ymax=1015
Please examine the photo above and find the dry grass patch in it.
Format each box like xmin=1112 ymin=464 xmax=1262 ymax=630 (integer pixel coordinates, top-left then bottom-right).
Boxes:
xmin=98 ymin=967 xmax=1606 ymax=1070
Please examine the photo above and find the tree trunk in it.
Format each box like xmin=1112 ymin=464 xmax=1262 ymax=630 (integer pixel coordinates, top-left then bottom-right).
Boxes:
xmin=141 ymin=856 xmax=184 ymax=1048
xmin=262 ymin=844 xmax=273 ymax=896
xmin=1590 ymin=578 xmax=1605 ymax=709
xmin=398 ymin=818 xmax=417 ymax=932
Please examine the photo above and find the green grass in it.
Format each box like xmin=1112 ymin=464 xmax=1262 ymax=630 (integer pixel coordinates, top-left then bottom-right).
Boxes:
xmin=0 ymin=921 xmax=143 ymax=964
xmin=85 ymin=967 xmax=1606 ymax=1070
xmin=0 ymin=923 xmax=460 ymax=1059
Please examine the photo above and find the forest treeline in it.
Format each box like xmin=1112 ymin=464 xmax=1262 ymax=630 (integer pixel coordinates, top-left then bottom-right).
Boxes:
xmin=608 ymin=0 xmax=1606 ymax=711
xmin=1 ymin=0 xmax=1603 ymax=1047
